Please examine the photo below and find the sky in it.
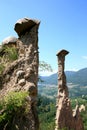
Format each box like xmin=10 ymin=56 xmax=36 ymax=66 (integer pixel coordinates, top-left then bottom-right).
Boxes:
xmin=0 ymin=0 xmax=87 ymax=75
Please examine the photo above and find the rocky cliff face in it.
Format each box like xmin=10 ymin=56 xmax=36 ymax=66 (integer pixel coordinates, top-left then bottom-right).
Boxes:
xmin=55 ymin=50 xmax=84 ymax=130
xmin=0 ymin=17 xmax=40 ymax=130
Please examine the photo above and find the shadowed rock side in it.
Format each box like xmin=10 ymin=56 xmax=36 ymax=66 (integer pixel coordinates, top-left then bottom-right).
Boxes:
xmin=55 ymin=50 xmax=84 ymax=130
xmin=0 ymin=17 xmax=40 ymax=130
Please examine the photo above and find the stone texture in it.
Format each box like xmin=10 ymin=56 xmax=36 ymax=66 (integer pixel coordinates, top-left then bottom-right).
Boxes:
xmin=18 ymin=79 xmax=26 ymax=86
xmin=79 ymin=104 xmax=85 ymax=112
xmin=55 ymin=49 xmax=84 ymax=130
xmin=0 ymin=17 xmax=40 ymax=130
xmin=16 ymin=70 xmax=25 ymax=77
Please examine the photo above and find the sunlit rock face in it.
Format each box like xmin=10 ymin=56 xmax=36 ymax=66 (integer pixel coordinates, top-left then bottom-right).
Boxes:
xmin=55 ymin=50 xmax=84 ymax=130
xmin=2 ymin=36 xmax=17 ymax=45
xmin=0 ymin=17 xmax=40 ymax=130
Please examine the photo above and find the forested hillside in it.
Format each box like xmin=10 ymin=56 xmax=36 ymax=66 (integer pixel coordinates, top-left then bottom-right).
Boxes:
xmin=38 ymin=95 xmax=87 ymax=130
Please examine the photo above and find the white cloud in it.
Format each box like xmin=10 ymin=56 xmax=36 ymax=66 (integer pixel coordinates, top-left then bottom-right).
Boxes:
xmin=82 ymin=56 xmax=87 ymax=60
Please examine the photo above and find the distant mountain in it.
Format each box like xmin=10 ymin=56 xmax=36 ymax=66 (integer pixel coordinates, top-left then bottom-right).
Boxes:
xmin=67 ymin=68 xmax=87 ymax=86
xmin=40 ymin=68 xmax=87 ymax=86
xmin=40 ymin=73 xmax=58 ymax=85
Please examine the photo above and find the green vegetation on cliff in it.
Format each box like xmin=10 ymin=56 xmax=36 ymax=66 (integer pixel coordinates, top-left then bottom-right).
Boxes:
xmin=0 ymin=91 xmax=29 ymax=129
xmin=0 ymin=46 xmax=18 ymax=74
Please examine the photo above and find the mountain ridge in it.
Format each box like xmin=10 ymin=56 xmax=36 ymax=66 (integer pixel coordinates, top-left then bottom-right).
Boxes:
xmin=40 ymin=67 xmax=87 ymax=86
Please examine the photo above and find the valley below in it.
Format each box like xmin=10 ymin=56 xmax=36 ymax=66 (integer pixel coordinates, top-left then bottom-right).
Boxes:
xmin=38 ymin=68 xmax=87 ymax=130
xmin=38 ymin=68 xmax=87 ymax=98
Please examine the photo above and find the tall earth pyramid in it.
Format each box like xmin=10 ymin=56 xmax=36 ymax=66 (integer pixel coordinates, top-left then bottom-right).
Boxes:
xmin=55 ymin=49 xmax=84 ymax=130
xmin=0 ymin=17 xmax=40 ymax=130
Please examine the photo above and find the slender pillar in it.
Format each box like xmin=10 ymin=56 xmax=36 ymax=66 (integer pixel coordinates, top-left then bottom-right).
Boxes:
xmin=55 ymin=49 xmax=72 ymax=130
xmin=57 ymin=50 xmax=69 ymax=98
xmin=55 ymin=49 xmax=84 ymax=130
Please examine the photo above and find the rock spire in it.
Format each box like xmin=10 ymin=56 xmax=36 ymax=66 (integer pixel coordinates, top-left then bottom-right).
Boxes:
xmin=0 ymin=17 xmax=40 ymax=130
xmin=55 ymin=49 xmax=84 ymax=130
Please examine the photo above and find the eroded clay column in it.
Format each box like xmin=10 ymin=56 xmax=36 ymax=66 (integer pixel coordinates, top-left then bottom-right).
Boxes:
xmin=14 ymin=18 xmax=40 ymax=130
xmin=55 ymin=49 xmax=71 ymax=130
xmin=57 ymin=49 xmax=69 ymax=98
xmin=55 ymin=49 xmax=84 ymax=130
